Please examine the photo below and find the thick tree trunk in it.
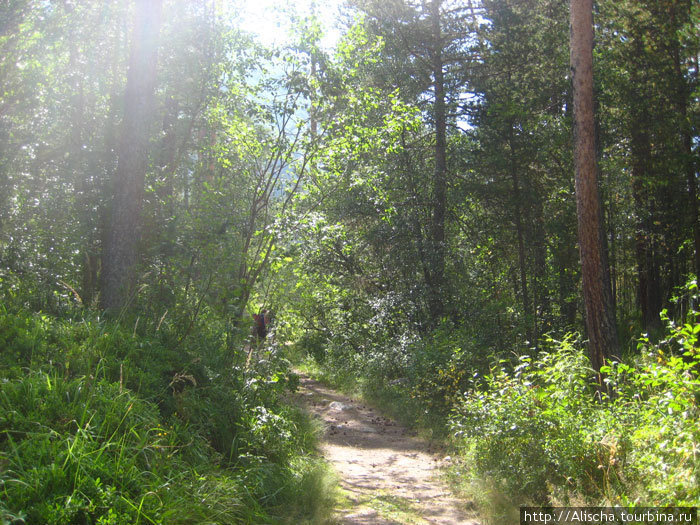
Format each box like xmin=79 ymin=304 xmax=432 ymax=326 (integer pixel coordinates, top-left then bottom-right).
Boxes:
xmin=100 ymin=0 xmax=163 ymax=312
xmin=570 ymin=0 xmax=618 ymax=376
xmin=428 ymin=0 xmax=447 ymax=322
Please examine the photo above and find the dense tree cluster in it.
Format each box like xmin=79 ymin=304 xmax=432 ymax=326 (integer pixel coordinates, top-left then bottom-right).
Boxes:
xmin=0 ymin=0 xmax=698 ymax=517
xmin=283 ymin=0 xmax=699 ymax=370
xmin=0 ymin=1 xmax=309 ymax=336
xmin=2 ymin=0 xmax=696 ymax=360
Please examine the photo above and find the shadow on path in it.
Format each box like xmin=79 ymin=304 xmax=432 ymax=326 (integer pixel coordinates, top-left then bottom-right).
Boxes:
xmin=294 ymin=374 xmax=478 ymax=525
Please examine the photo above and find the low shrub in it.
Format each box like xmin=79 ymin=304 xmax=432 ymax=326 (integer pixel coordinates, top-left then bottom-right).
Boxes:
xmin=449 ymin=309 xmax=699 ymax=514
xmin=450 ymin=336 xmax=616 ymax=506
xmin=602 ymin=302 xmax=700 ymax=505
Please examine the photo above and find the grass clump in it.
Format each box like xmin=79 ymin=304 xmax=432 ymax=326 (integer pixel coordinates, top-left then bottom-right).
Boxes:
xmin=0 ymin=300 xmax=336 ymax=524
xmin=0 ymin=372 xmax=246 ymax=524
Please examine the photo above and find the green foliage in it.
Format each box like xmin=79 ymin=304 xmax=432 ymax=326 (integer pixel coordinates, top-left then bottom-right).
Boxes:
xmin=402 ymin=324 xmax=491 ymax=426
xmin=0 ymin=302 xmax=333 ymax=524
xmin=3 ymin=0 xmax=700 ymax=521
xmin=450 ymin=309 xmax=700 ymax=510
xmin=601 ymin=284 xmax=700 ymax=504
xmin=450 ymin=336 xmax=610 ymax=505
xmin=0 ymin=372 xmax=236 ymax=524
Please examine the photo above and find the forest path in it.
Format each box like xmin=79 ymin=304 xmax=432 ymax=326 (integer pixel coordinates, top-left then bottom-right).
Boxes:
xmin=293 ymin=374 xmax=478 ymax=525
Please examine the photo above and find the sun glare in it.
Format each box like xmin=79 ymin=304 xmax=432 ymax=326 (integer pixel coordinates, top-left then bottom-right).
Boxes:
xmin=234 ymin=0 xmax=341 ymax=48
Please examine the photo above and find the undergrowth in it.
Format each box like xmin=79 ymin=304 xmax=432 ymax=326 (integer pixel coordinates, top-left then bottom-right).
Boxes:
xmin=448 ymin=287 xmax=700 ymax=522
xmin=0 ymin=292 xmax=336 ymax=524
xmin=295 ymin=281 xmax=700 ymax=523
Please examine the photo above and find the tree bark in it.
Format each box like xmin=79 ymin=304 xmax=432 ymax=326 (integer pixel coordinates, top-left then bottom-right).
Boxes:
xmin=630 ymin=132 xmax=662 ymax=333
xmin=428 ymin=0 xmax=447 ymax=322
xmin=570 ymin=0 xmax=619 ymax=377
xmin=629 ymin=33 xmax=663 ymax=333
xmin=100 ymin=0 xmax=163 ymax=312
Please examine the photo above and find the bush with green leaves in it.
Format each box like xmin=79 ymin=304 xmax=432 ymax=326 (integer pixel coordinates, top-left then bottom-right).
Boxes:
xmin=601 ymin=294 xmax=700 ymax=504
xmin=450 ymin=335 xmax=614 ymax=505
xmin=449 ymin=294 xmax=700 ymax=509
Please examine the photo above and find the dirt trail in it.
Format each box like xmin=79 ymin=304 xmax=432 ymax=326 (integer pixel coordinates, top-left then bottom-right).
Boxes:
xmin=294 ymin=374 xmax=478 ymax=525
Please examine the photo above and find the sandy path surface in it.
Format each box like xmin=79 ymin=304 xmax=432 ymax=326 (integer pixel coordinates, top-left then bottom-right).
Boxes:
xmin=294 ymin=374 xmax=478 ymax=525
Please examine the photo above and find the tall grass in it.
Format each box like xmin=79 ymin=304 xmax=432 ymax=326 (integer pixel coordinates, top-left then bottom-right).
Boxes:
xmin=0 ymin=301 xmax=337 ymax=524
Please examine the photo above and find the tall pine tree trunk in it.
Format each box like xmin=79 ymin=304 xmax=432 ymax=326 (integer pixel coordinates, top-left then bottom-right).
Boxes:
xmin=570 ymin=0 xmax=618 ymax=377
xmin=428 ymin=0 xmax=446 ymax=322
xmin=629 ymin=33 xmax=663 ymax=333
xmin=631 ymin=118 xmax=662 ymax=332
xmin=101 ymin=0 xmax=163 ymax=311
